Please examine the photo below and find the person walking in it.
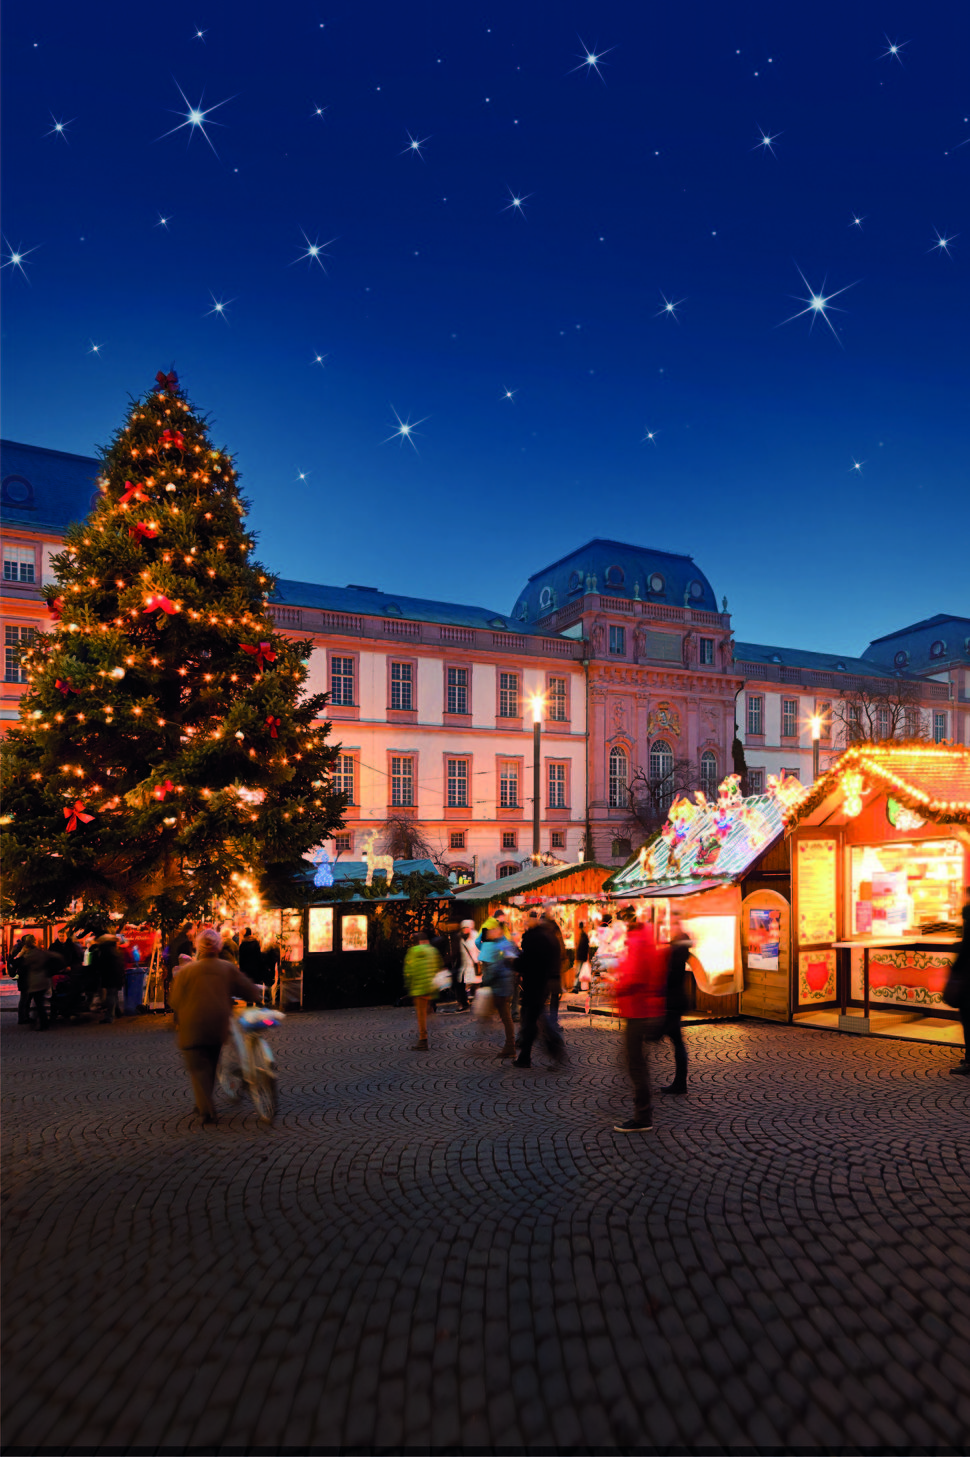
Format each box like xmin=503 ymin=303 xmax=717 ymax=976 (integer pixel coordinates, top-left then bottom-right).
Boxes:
xmin=403 ymin=929 xmax=442 ymax=1051
xmin=93 ymin=934 xmax=126 ymax=1023
xmin=514 ymin=912 xmax=565 ymax=1068
xmin=220 ymin=928 xmax=240 ymax=964
xmin=458 ymin=920 xmax=480 ymax=1002
xmin=660 ymin=911 xmax=691 ymax=1095
xmin=164 ymin=923 xmax=195 ymax=1010
xmin=609 ymin=912 xmax=669 ymax=1132
xmin=238 ymin=927 xmax=264 ymax=982
xmin=478 ymin=923 xmax=517 ymax=1058
xmin=169 ymin=927 xmax=262 ymax=1124
xmin=14 ymin=936 xmax=62 ymax=1029
xmin=946 ymin=896 xmax=970 ymax=1075
xmin=540 ymin=908 xmax=569 ymax=1026
xmin=12 ymin=936 xmax=33 ymax=1024
xmin=570 ymin=922 xmax=591 ymax=993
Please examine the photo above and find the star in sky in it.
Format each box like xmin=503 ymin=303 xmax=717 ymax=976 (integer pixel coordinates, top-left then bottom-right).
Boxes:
xmin=311 ymin=351 xmax=329 ymax=368
xmin=753 ymin=128 xmax=781 ymax=157
xmin=501 ymin=387 xmax=517 ymax=402
xmin=849 ymin=214 xmax=866 ymax=230
xmin=192 ymin=25 xmax=207 ymax=42
xmin=44 ymin=113 xmax=74 ymax=143
xmin=1 ymin=238 xmax=38 ymax=282
xmin=87 ymin=340 xmax=104 ymax=357
xmin=311 ymin=104 xmax=328 ymax=120
xmin=779 ymin=265 xmax=856 ymax=345
xmin=384 ymin=408 xmax=428 ymax=453
xmin=849 ymin=458 xmax=865 ymax=474
xmin=880 ymin=34 xmax=909 ymax=65
xmin=655 ymin=292 xmax=684 ymax=320
xmin=928 ymin=229 xmax=957 ymax=257
xmin=292 ymin=231 xmax=334 ymax=272
xmin=296 ymin=469 xmax=311 ymax=483
xmin=569 ymin=39 xmax=615 ymax=83
xmin=155 ymin=213 xmax=172 ymax=230
xmin=642 ymin=428 xmax=659 ymax=444
xmin=402 ymin=131 xmax=429 ymax=159
xmin=205 ymin=292 xmax=235 ymax=323
xmin=503 ymin=189 xmax=532 ymax=217
xmin=158 ymin=82 xmax=234 ymax=159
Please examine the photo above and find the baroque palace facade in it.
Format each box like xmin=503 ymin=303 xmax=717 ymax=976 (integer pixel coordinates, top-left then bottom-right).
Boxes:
xmin=3 ymin=439 xmax=968 ymax=883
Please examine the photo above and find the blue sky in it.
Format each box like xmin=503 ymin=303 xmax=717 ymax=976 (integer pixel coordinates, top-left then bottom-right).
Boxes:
xmin=2 ymin=0 xmax=968 ymax=652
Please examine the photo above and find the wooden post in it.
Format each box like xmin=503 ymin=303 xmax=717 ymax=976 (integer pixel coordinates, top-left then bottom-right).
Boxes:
xmin=863 ymin=946 xmax=870 ymax=1022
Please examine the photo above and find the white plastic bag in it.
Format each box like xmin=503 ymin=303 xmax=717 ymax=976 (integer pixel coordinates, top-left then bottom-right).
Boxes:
xmin=433 ymin=969 xmax=452 ymax=991
xmin=472 ymin=986 xmax=494 ymax=1021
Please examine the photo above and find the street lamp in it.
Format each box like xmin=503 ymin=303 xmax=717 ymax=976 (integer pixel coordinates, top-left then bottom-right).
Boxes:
xmin=810 ymin=714 xmax=822 ymax=781
xmin=530 ymin=692 xmax=544 ymax=862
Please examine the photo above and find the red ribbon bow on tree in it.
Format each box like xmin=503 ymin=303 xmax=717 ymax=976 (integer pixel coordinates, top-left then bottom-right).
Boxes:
xmin=160 ymin=429 xmax=185 ymax=451
xmin=48 ymin=596 xmax=65 ymax=622
xmin=144 ymin=593 xmax=176 ymax=615
xmin=55 ymin=677 xmax=77 ymax=696
xmin=119 ymin=480 xmax=149 ymax=506
xmin=265 ymin=715 xmax=281 ymax=738
xmin=130 ymin=521 xmax=159 ymax=543
xmin=241 ymin=641 xmax=278 ymax=673
xmin=64 ymin=801 xmax=94 ymax=832
xmin=153 ymin=780 xmax=175 ymax=801
xmin=155 ymin=370 xmax=179 ymax=394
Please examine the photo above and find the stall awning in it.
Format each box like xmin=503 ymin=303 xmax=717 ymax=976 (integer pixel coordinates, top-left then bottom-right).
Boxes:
xmin=785 ymin=744 xmax=970 ymax=828
xmin=458 ymin=861 xmax=613 ymax=903
xmin=613 ymin=878 xmax=728 ymax=899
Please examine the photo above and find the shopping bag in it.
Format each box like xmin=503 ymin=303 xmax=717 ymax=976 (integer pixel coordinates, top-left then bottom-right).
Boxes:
xmin=433 ymin=969 xmax=452 ymax=991
xmin=472 ymin=986 xmax=494 ymax=1021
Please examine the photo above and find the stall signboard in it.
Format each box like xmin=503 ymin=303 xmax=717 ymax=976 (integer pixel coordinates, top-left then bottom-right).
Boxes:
xmin=341 ymin=914 xmax=368 ymax=952
xmin=747 ymin=908 xmax=780 ymax=970
xmin=796 ymin=840 xmax=836 ymax=944
xmin=124 ymin=928 xmax=158 ymax=966
xmin=281 ymin=909 xmax=303 ymax=965
xmin=799 ymin=949 xmax=836 ymax=1002
xmin=308 ymin=906 xmax=334 ymax=954
xmin=851 ymin=947 xmax=955 ymax=1007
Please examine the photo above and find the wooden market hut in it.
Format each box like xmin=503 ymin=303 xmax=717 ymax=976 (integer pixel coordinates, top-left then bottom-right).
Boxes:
xmin=454 ymin=860 xmax=615 ymax=955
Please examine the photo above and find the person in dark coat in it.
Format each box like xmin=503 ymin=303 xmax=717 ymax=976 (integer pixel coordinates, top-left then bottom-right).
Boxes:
xmin=93 ymin=935 xmax=126 ymax=1023
xmin=169 ymin=927 xmax=263 ymax=1124
xmin=514 ymin=913 xmax=566 ymax=1068
xmin=948 ymin=898 xmax=970 ymax=1075
xmin=571 ymin=922 xmax=591 ymax=993
xmin=14 ymin=936 xmax=63 ymax=1029
xmin=51 ymin=929 xmax=83 ymax=973
xmin=12 ymin=936 xmax=33 ymax=1024
xmin=660 ymin=911 xmax=691 ymax=1095
xmin=238 ymin=928 xmax=264 ymax=981
xmin=165 ymin=924 xmax=196 ymax=1009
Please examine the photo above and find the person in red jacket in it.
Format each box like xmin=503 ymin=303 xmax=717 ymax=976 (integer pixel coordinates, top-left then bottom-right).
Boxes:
xmin=609 ymin=912 xmax=669 ymax=1132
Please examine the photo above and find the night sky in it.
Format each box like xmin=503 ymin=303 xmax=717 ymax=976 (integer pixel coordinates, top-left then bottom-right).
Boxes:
xmin=3 ymin=0 xmax=968 ymax=653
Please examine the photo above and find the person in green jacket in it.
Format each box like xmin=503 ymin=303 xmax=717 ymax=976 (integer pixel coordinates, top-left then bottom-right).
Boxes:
xmin=403 ymin=929 xmax=442 ymax=1051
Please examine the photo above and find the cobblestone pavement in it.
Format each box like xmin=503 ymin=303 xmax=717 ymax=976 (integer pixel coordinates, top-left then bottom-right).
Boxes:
xmin=3 ymin=1004 xmax=969 ymax=1453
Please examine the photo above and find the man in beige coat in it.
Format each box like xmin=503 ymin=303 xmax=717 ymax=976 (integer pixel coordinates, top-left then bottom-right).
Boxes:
xmin=170 ymin=927 xmax=262 ymax=1124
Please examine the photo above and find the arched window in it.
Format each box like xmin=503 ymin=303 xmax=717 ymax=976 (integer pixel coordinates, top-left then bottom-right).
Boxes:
xmin=605 ymin=564 xmax=624 ymax=588
xmin=700 ymin=750 xmax=718 ymax=799
xmin=496 ymin=862 xmax=520 ymax=879
xmin=608 ymin=746 xmax=628 ymax=808
xmin=649 ymin=739 xmax=674 ymax=811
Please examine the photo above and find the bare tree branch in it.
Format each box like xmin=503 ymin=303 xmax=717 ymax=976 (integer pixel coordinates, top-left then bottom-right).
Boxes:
xmin=830 ymin=680 xmax=928 ymax=747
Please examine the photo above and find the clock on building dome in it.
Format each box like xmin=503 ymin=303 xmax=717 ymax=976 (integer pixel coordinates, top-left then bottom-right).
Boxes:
xmin=513 ymin=537 xmax=720 ymax=624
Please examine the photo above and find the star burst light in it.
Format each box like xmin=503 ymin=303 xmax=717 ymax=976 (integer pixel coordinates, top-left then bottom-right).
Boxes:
xmin=753 ymin=128 xmax=781 ymax=156
xmin=292 ymin=230 xmax=334 ymax=272
xmin=311 ymin=351 xmax=328 ymax=368
xmin=296 ymin=469 xmax=310 ymax=483
xmin=849 ymin=214 xmax=866 ymax=230
xmin=501 ymin=387 xmax=517 ymax=402
xmin=193 ymin=25 xmax=207 ymax=41
xmin=929 ymin=229 xmax=957 ymax=257
xmin=45 ymin=113 xmax=75 ymax=143
xmin=880 ymin=34 xmax=909 ymax=65
xmin=158 ymin=81 xmax=234 ymax=158
xmin=642 ymin=428 xmax=659 ymax=444
xmin=402 ymin=131 xmax=429 ymax=159
xmin=205 ymin=292 xmax=235 ymax=322
xmin=311 ymin=104 xmax=328 ymax=119
xmin=503 ymin=188 xmax=532 ymax=217
xmin=156 ymin=213 xmax=172 ymax=229
xmin=779 ymin=265 xmax=857 ymax=346
xmin=384 ymin=408 xmax=428 ymax=453
xmin=2 ymin=238 xmax=38 ymax=282
xmin=849 ymin=458 xmax=865 ymax=475
xmin=87 ymin=341 xmax=104 ymax=357
xmin=569 ymin=38 xmax=615 ymax=83
xmin=655 ymin=292 xmax=684 ymax=321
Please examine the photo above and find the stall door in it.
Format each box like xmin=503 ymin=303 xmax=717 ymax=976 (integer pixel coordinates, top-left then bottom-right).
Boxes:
xmin=740 ymin=890 xmax=790 ymax=1021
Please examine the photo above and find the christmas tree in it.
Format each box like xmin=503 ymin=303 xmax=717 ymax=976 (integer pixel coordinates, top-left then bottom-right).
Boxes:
xmin=0 ymin=368 xmax=345 ymax=927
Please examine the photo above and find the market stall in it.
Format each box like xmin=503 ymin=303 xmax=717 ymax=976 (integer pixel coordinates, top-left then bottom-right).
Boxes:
xmin=454 ymin=861 xmax=615 ymax=957
xmin=782 ymin=744 xmax=969 ymax=1038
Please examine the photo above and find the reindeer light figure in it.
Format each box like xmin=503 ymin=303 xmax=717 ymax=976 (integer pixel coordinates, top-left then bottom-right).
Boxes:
xmin=361 ymin=830 xmax=395 ymax=888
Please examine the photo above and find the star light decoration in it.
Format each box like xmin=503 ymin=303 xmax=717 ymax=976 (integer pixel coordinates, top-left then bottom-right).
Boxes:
xmin=45 ymin=113 xmax=75 ymax=143
xmin=929 ymin=229 xmax=957 ymax=257
xmin=642 ymin=428 xmax=659 ymax=444
xmin=501 ymin=386 xmax=517 ymax=402
xmin=503 ymin=189 xmax=531 ymax=217
xmin=296 ymin=469 xmax=311 ymax=483
xmin=753 ymin=128 xmax=781 ymax=156
xmin=156 ymin=214 xmax=172 ymax=230
xmin=569 ymin=39 xmax=615 ymax=83
xmin=311 ymin=351 xmax=328 ymax=368
xmin=158 ymin=82 xmax=234 ymax=159
xmin=205 ymin=292 xmax=235 ymax=323
xmin=311 ymin=104 xmax=328 ymax=120
xmin=849 ymin=458 xmax=865 ymax=475
xmin=2 ymin=238 xmax=38 ymax=282
xmin=655 ymin=292 xmax=684 ymax=321
xmin=384 ymin=408 xmax=428 ymax=453
xmin=402 ymin=131 xmax=429 ymax=159
xmin=87 ymin=341 xmax=104 ymax=357
xmin=292 ymin=230 xmax=334 ymax=272
xmin=849 ymin=214 xmax=866 ymax=230
xmin=192 ymin=25 xmax=207 ymax=41
xmin=880 ymin=34 xmax=909 ymax=65
xmin=779 ymin=265 xmax=856 ymax=346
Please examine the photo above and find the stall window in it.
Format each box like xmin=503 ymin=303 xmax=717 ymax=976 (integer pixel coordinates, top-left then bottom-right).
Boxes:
xmin=390 ymin=755 xmax=414 ymax=807
xmin=700 ymin=750 xmax=718 ymax=799
xmin=782 ymin=698 xmax=799 ymax=738
xmin=850 ymin=838 xmax=963 ymax=936
xmin=608 ymin=746 xmax=628 ymax=807
xmin=747 ymin=695 xmax=764 ymax=736
xmin=934 ymin=711 xmax=948 ymax=743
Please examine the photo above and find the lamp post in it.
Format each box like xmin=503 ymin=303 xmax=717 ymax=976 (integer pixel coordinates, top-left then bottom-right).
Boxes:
xmin=530 ymin=692 xmax=544 ymax=863
xmin=810 ymin=714 xmax=822 ymax=781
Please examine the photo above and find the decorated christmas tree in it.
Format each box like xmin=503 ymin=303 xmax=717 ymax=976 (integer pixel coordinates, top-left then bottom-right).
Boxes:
xmin=0 ymin=368 xmax=345 ymax=926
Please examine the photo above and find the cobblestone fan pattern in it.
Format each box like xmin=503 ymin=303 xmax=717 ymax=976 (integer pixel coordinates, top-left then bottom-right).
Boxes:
xmin=2 ymin=1007 xmax=969 ymax=1452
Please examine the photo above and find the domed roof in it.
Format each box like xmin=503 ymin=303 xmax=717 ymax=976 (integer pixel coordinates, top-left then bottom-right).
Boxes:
xmin=511 ymin=538 xmax=719 ymax=623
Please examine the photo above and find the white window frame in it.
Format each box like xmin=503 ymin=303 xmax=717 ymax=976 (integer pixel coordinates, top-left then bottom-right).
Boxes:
xmin=699 ymin=637 xmax=714 ymax=666
xmin=608 ymin=625 xmax=626 ymax=656
xmin=499 ymin=671 xmax=519 ymax=718
xmin=782 ymin=698 xmax=798 ymax=738
xmin=4 ymin=624 xmax=36 ymax=683
xmin=447 ymin=666 xmax=468 ymax=715
xmin=446 ymin=758 xmax=468 ymax=808
xmin=747 ymin=695 xmax=764 ymax=736
xmin=390 ymin=755 xmax=414 ymax=807
xmin=548 ymin=761 xmax=566 ymax=809
xmin=548 ymin=676 xmax=567 ymax=721
xmin=934 ymin=711 xmax=947 ymax=743
xmin=608 ymin=746 xmax=628 ymax=808
xmin=390 ymin=661 xmax=413 ymax=711
xmin=700 ymin=750 xmax=718 ymax=799
xmin=499 ymin=761 xmax=519 ymax=808
xmin=2 ymin=545 xmax=35 ymax=584
xmin=333 ymin=754 xmax=355 ymax=803
xmin=331 ymin=656 xmax=355 ymax=707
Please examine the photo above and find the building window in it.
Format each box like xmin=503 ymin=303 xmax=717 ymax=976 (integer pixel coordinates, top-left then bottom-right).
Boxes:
xmin=747 ymin=695 xmax=764 ymax=736
xmin=548 ymin=761 xmax=566 ymax=809
xmin=876 ymin=706 xmax=891 ymax=740
xmin=447 ymin=666 xmax=468 ymax=714
xmin=782 ymin=768 xmax=801 ymax=781
xmin=650 ymin=739 xmax=675 ymax=811
xmin=499 ymin=761 xmax=519 ymax=808
xmin=333 ymin=754 xmax=355 ymax=803
xmin=446 ymin=758 xmax=468 ymax=808
xmin=551 ymin=830 xmax=565 ymax=849
xmin=609 ymin=625 xmax=626 ymax=656
xmin=608 ymin=746 xmax=628 ymax=808
xmin=390 ymin=755 xmax=414 ymax=807
xmin=699 ymin=637 xmax=714 ymax=666
xmin=499 ymin=671 xmax=519 ymax=718
xmin=748 ymin=768 xmax=765 ymax=794
xmin=497 ymin=862 xmax=518 ymax=878
xmin=934 ymin=711 xmax=947 ymax=743
xmin=548 ymin=676 xmax=567 ymax=721
xmin=700 ymin=751 xmax=718 ymax=799
xmin=502 ymin=830 xmax=517 ymax=851
xmin=611 ymin=838 xmax=632 ymax=859
xmin=847 ymin=704 xmax=863 ymax=741
xmin=903 ymin=707 xmax=920 ymax=738
xmin=4 ymin=625 xmax=36 ymax=683
xmin=450 ymin=830 xmax=466 ymax=850
xmin=782 ymin=698 xmax=798 ymax=738
xmin=331 ymin=656 xmax=355 ymax=706
xmin=334 ymin=832 xmax=352 ymax=854
xmin=390 ymin=661 xmax=413 ymax=710
xmin=2 ymin=545 xmax=35 ymax=584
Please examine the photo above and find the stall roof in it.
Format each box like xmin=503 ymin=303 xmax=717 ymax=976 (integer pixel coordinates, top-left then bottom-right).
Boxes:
xmin=785 ymin=744 xmax=970 ymax=828
xmin=459 ymin=861 xmax=612 ymax=903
